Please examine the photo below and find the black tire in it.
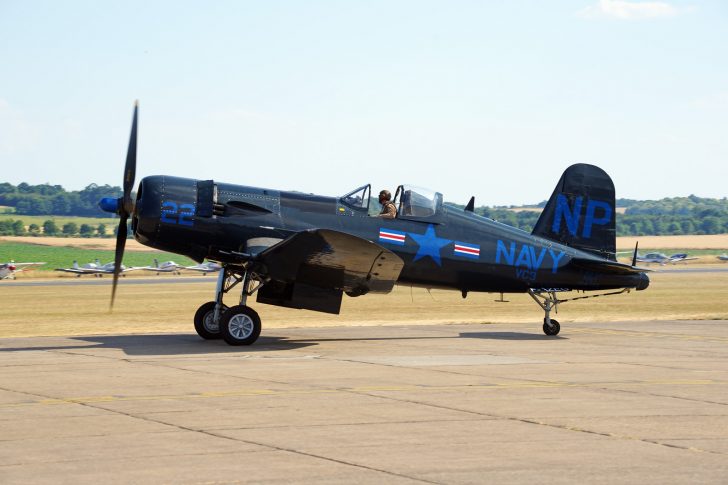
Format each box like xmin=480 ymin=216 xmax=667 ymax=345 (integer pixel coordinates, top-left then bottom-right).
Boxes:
xmin=194 ymin=301 xmax=228 ymax=340
xmin=543 ymin=319 xmax=560 ymax=336
xmin=219 ymin=305 xmax=262 ymax=346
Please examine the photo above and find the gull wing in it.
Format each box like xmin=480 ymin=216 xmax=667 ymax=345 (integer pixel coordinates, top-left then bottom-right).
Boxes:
xmin=257 ymin=229 xmax=404 ymax=294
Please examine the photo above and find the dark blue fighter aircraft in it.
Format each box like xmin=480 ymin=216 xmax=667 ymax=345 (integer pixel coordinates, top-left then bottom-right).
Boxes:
xmin=101 ymin=104 xmax=649 ymax=345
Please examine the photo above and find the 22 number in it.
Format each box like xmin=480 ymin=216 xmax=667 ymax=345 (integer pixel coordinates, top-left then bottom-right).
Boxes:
xmin=161 ymin=201 xmax=195 ymax=226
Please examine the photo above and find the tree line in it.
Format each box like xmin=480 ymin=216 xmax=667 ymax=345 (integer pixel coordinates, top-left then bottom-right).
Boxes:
xmin=0 ymin=219 xmax=117 ymax=238
xmin=0 ymin=182 xmax=122 ymax=216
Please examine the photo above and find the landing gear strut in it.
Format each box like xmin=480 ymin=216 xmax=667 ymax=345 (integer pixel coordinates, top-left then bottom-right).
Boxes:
xmin=192 ymin=264 xmax=265 ymax=345
xmin=528 ymin=289 xmax=561 ymax=336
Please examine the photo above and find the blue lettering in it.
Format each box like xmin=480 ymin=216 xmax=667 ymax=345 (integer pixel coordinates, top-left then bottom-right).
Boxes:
xmin=548 ymin=249 xmax=567 ymax=273
xmin=496 ymin=240 xmax=516 ymax=265
xmin=528 ymin=246 xmax=547 ymax=270
xmin=552 ymin=194 xmax=582 ymax=236
xmin=515 ymin=268 xmax=536 ymax=280
xmin=583 ymin=200 xmax=612 ymax=238
xmin=498 ymin=240 xmax=569 ymax=274
xmin=515 ymin=245 xmax=533 ymax=269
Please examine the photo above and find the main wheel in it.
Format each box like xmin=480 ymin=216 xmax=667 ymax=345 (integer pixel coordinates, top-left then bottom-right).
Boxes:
xmin=194 ymin=301 xmax=228 ymax=340
xmin=543 ymin=319 xmax=560 ymax=336
xmin=219 ymin=305 xmax=262 ymax=346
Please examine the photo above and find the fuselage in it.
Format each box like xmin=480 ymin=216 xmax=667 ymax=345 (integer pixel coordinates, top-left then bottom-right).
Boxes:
xmin=132 ymin=176 xmax=649 ymax=294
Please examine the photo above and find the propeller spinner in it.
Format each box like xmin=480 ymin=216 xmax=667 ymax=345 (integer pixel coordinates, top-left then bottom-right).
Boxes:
xmin=99 ymin=101 xmax=138 ymax=310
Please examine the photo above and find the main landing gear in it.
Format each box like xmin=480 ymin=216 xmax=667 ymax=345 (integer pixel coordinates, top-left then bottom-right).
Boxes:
xmin=193 ymin=265 xmax=265 ymax=346
xmin=528 ymin=288 xmax=631 ymax=336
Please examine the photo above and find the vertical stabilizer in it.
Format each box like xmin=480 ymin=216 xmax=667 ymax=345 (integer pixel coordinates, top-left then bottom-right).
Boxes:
xmin=532 ymin=163 xmax=616 ymax=260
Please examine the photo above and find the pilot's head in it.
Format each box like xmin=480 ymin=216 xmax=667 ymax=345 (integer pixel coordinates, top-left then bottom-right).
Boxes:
xmin=379 ymin=190 xmax=391 ymax=204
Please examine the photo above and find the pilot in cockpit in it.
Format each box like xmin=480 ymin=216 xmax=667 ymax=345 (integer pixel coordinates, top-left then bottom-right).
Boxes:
xmin=377 ymin=189 xmax=397 ymax=219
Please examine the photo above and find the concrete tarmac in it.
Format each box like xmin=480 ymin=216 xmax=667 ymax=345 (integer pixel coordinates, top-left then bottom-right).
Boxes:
xmin=1 ymin=320 xmax=727 ymax=484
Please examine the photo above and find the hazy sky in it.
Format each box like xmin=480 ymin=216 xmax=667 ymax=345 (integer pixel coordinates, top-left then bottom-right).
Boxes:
xmin=1 ymin=0 xmax=726 ymax=205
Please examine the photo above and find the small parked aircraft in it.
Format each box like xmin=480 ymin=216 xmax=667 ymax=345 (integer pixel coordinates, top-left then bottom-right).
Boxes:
xmin=666 ymin=253 xmax=699 ymax=264
xmin=184 ymin=261 xmax=222 ymax=275
xmin=100 ymin=103 xmax=650 ymax=345
xmin=55 ymin=260 xmax=137 ymax=277
xmin=139 ymin=258 xmax=183 ymax=275
xmin=636 ymin=252 xmax=698 ymax=265
xmin=0 ymin=261 xmax=45 ymax=280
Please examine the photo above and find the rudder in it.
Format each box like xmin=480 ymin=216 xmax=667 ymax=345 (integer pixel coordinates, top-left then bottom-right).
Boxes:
xmin=532 ymin=163 xmax=616 ymax=260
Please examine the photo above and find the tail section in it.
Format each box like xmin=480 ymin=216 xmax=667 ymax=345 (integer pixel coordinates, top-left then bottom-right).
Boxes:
xmin=532 ymin=163 xmax=616 ymax=260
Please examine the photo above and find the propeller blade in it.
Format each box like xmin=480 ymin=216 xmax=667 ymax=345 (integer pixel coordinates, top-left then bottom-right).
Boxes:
xmin=110 ymin=215 xmax=128 ymax=311
xmin=122 ymin=101 xmax=138 ymax=216
xmin=110 ymin=101 xmax=138 ymax=311
xmin=632 ymin=241 xmax=639 ymax=267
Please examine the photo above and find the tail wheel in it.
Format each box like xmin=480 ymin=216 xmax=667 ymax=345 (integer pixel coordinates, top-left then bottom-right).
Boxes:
xmin=220 ymin=305 xmax=262 ymax=346
xmin=543 ymin=319 xmax=560 ymax=336
xmin=194 ymin=301 xmax=228 ymax=340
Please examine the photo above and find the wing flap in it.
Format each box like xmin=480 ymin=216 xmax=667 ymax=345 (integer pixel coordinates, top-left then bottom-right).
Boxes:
xmin=258 ymin=229 xmax=404 ymax=294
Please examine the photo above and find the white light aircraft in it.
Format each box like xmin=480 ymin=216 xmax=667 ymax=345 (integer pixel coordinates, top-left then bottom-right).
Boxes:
xmin=0 ymin=261 xmax=46 ymax=280
xmin=183 ymin=261 xmax=222 ymax=275
xmin=140 ymin=258 xmax=183 ymax=275
xmin=55 ymin=260 xmax=137 ymax=277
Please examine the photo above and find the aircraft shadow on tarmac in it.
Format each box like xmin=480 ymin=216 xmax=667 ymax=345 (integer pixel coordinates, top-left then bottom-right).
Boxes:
xmin=0 ymin=335 xmax=317 ymax=356
xmin=460 ymin=331 xmax=566 ymax=341
xmin=1 ymin=330 xmax=563 ymax=356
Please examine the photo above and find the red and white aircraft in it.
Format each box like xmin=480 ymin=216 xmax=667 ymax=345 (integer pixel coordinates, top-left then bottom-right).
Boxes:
xmin=0 ymin=261 xmax=46 ymax=280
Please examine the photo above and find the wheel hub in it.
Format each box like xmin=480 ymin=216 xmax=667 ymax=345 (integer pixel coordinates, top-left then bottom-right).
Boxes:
xmin=203 ymin=310 xmax=219 ymax=333
xmin=229 ymin=314 xmax=254 ymax=339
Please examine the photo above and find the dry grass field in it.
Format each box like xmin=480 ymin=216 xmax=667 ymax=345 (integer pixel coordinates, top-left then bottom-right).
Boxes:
xmin=1 ymin=269 xmax=726 ymax=338
xmin=616 ymin=234 xmax=728 ymax=250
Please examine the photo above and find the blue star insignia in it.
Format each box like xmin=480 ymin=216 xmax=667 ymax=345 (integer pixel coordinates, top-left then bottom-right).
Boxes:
xmin=408 ymin=224 xmax=452 ymax=266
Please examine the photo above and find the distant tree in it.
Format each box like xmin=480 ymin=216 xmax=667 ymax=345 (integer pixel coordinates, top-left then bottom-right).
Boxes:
xmin=43 ymin=220 xmax=58 ymax=235
xmin=680 ymin=220 xmax=695 ymax=234
xmin=701 ymin=217 xmax=721 ymax=235
xmin=12 ymin=220 xmax=26 ymax=236
xmin=52 ymin=194 xmax=72 ymax=214
xmin=0 ymin=183 xmax=15 ymax=196
xmin=30 ymin=198 xmax=52 ymax=214
xmin=28 ymin=223 xmax=41 ymax=236
xmin=97 ymin=223 xmax=107 ymax=237
xmin=62 ymin=222 xmax=78 ymax=236
xmin=79 ymin=224 xmax=94 ymax=238
xmin=0 ymin=220 xmax=13 ymax=236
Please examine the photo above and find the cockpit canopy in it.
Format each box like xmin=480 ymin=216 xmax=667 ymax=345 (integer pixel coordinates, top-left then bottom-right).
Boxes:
xmin=395 ymin=185 xmax=442 ymax=218
xmin=339 ymin=184 xmax=444 ymax=221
